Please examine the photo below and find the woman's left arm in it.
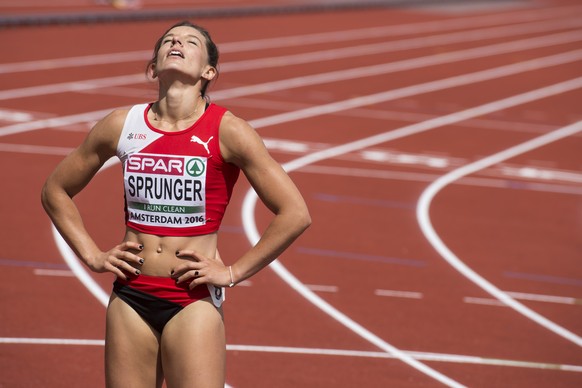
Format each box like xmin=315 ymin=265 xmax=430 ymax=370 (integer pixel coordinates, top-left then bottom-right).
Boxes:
xmin=219 ymin=112 xmax=311 ymax=285
xmin=173 ymin=112 xmax=311 ymax=288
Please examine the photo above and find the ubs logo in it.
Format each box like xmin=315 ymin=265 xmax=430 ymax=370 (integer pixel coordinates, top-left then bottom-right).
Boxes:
xmin=127 ymin=132 xmax=147 ymax=140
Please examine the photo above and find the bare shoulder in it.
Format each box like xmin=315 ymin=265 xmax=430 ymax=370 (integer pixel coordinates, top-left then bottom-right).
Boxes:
xmin=81 ymin=108 xmax=130 ymax=156
xmin=219 ymin=111 xmax=268 ymax=166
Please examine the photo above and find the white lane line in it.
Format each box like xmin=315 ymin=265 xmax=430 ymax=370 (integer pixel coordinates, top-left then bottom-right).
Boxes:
xmin=301 ymin=165 xmax=582 ymax=196
xmin=52 ymin=224 xmax=111 ymax=306
xmin=506 ymin=291 xmax=582 ymax=305
xmin=3 ymin=337 xmax=581 ymax=373
xmin=33 ymin=269 xmax=75 ymax=277
xmin=2 ymin=20 xmax=582 ymax=102
xmin=246 ymin=46 xmax=582 ymax=128
xmin=417 ymin=120 xmax=582 ymax=347
xmin=2 ymin=4 xmax=580 ymax=75
xmin=241 ymin=76 xmax=582 ymax=385
xmin=0 ymin=142 xmax=74 ymax=155
xmin=306 ymin=284 xmax=339 ymax=293
xmin=219 ymin=17 xmax=582 ymax=72
xmin=375 ymin=289 xmax=424 ymax=299
xmin=465 ymin=292 xmax=582 ymax=306
xmin=3 ymin=37 xmax=582 ymax=139
xmin=464 ymin=297 xmax=506 ymax=306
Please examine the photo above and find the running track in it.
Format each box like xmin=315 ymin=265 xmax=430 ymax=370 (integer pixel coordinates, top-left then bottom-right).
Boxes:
xmin=0 ymin=0 xmax=581 ymax=387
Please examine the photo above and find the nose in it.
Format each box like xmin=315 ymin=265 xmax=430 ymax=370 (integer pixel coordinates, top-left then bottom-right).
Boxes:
xmin=171 ymin=37 xmax=183 ymax=47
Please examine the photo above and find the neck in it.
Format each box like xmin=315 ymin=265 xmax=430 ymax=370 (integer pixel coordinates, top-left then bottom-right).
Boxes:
xmin=152 ymin=96 xmax=203 ymax=125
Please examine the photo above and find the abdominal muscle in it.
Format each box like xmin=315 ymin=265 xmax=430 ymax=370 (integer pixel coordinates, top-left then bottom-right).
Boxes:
xmin=124 ymin=228 xmax=218 ymax=277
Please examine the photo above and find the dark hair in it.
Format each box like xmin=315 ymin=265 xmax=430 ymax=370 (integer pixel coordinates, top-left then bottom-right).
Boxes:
xmin=147 ymin=21 xmax=219 ymax=97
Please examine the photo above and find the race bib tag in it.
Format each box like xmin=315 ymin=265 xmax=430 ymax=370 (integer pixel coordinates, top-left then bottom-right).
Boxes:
xmin=124 ymin=153 xmax=208 ymax=228
xmin=207 ymin=284 xmax=225 ymax=308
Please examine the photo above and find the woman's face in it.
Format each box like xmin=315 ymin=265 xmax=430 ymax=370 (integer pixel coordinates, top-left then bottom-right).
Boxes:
xmin=154 ymin=26 xmax=214 ymax=81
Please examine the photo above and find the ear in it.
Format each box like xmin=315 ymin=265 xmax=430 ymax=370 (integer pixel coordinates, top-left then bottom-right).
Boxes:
xmin=202 ymin=66 xmax=217 ymax=81
xmin=148 ymin=63 xmax=158 ymax=80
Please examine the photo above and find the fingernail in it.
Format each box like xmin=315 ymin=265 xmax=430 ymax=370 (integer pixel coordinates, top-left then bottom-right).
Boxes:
xmin=139 ymin=258 xmax=144 ymax=264
xmin=171 ymin=270 xmax=174 ymax=275
xmin=175 ymin=250 xmax=180 ymax=256
xmin=135 ymin=269 xmax=140 ymax=275
xmin=138 ymin=244 xmax=144 ymax=250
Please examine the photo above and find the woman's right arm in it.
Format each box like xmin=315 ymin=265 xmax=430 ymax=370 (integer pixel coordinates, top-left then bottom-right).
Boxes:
xmin=41 ymin=110 xmax=143 ymax=279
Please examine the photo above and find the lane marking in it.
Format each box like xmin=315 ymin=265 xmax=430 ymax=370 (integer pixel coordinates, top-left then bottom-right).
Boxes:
xmin=464 ymin=297 xmax=506 ymax=306
xmin=301 ymin=165 xmax=582 ymax=196
xmin=501 ymin=166 xmax=582 ymax=183
xmin=465 ymin=292 xmax=582 ymax=306
xmin=242 ymin=76 xmax=582 ymax=386
xmin=417 ymin=120 xmax=582 ymax=347
xmin=504 ymin=271 xmax=582 ymax=286
xmin=33 ymin=269 xmax=75 ymax=277
xmin=2 ymin=4 xmax=581 ymax=74
xmin=4 ymin=42 xmax=582 ymax=141
xmin=219 ymin=17 xmax=582 ymax=72
xmin=375 ymin=289 xmax=424 ymax=299
xmin=296 ymin=246 xmax=425 ymax=267
xmin=6 ymin=139 xmax=581 ymax=198
xmin=247 ymin=46 xmax=582 ymax=129
xmin=2 ymin=337 xmax=581 ymax=373
xmin=4 ymin=141 xmax=582 ymax=195
xmin=506 ymin=291 xmax=582 ymax=305
xmin=306 ymin=285 xmax=339 ymax=293
xmin=3 ymin=22 xmax=582 ymax=102
xmin=52 ymin=221 xmax=110 ymax=306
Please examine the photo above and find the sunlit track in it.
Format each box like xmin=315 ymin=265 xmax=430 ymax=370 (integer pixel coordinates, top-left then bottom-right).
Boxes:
xmin=240 ymin=75 xmax=582 ymax=386
xmin=3 ymin=19 xmax=582 ymax=101
xmin=3 ymin=337 xmax=581 ymax=373
xmin=417 ymin=118 xmax=582 ymax=347
xmin=2 ymin=3 xmax=582 ymax=74
xmin=3 ymin=1 xmax=582 ymax=387
xmin=3 ymin=42 xmax=582 ymax=137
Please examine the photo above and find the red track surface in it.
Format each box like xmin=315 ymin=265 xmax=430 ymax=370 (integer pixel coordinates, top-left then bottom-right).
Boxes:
xmin=1 ymin=1 xmax=581 ymax=387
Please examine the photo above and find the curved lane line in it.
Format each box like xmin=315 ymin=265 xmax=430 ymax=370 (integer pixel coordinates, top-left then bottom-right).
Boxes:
xmin=240 ymin=76 xmax=582 ymax=385
xmin=416 ymin=120 xmax=582 ymax=347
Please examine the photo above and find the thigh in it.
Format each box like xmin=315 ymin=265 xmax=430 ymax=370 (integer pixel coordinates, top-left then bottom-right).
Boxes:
xmin=105 ymin=293 xmax=164 ymax=388
xmin=161 ymin=298 xmax=226 ymax=388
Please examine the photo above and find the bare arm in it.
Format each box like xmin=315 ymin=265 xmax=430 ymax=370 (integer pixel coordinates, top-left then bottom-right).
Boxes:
xmin=174 ymin=112 xmax=311 ymax=288
xmin=41 ymin=109 xmax=143 ymax=279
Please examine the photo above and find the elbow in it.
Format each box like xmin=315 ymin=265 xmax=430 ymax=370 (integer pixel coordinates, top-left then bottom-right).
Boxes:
xmin=40 ymin=181 xmax=51 ymax=212
xmin=40 ymin=179 xmax=60 ymax=215
xmin=297 ymin=206 xmax=312 ymax=234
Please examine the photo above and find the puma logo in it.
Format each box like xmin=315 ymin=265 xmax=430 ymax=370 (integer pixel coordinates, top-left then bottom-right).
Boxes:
xmin=190 ymin=135 xmax=213 ymax=154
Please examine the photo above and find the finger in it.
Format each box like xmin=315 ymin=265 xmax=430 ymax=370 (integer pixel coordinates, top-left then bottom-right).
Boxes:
xmin=107 ymin=259 xmax=135 ymax=280
xmin=120 ymin=241 xmax=144 ymax=251
xmin=172 ymin=263 xmax=202 ymax=283
xmin=175 ymin=249 xmax=204 ymax=261
xmin=189 ymin=278 xmax=202 ymax=290
xmin=117 ymin=249 xmax=145 ymax=266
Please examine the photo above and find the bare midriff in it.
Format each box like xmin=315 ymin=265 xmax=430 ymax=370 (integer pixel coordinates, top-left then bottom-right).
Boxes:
xmin=124 ymin=228 xmax=218 ymax=277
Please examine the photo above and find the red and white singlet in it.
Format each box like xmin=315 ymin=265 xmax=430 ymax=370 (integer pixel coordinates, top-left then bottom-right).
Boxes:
xmin=116 ymin=103 xmax=240 ymax=237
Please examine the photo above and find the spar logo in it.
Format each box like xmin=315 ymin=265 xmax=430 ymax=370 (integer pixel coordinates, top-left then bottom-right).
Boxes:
xmin=186 ymin=157 xmax=206 ymax=177
xmin=127 ymin=154 xmax=184 ymax=176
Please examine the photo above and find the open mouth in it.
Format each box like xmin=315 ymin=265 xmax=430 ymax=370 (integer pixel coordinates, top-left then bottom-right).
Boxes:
xmin=168 ymin=50 xmax=184 ymax=58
